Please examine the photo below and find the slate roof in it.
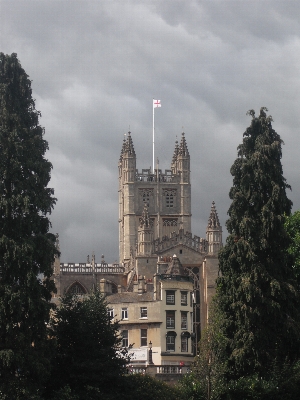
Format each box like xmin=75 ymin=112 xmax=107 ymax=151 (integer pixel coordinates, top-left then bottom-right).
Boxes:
xmin=106 ymin=291 xmax=154 ymax=304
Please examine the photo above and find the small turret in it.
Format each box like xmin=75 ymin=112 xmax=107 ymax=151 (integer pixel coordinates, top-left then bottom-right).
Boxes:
xmin=171 ymin=138 xmax=179 ymax=174
xmin=177 ymin=132 xmax=190 ymax=183
xmin=120 ymin=131 xmax=136 ymax=183
xmin=178 ymin=132 xmax=189 ymax=157
xmin=206 ymin=201 xmax=222 ymax=255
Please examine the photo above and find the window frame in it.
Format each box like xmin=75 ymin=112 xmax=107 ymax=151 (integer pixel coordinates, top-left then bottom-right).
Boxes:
xmin=122 ymin=330 xmax=128 ymax=348
xmin=121 ymin=307 xmax=128 ymax=320
xmin=181 ymin=291 xmax=188 ymax=306
xmin=107 ymin=308 xmax=114 ymax=319
xmin=181 ymin=336 xmax=188 ymax=352
xmin=166 ymin=310 xmax=175 ymax=329
xmin=166 ymin=192 xmax=174 ymax=208
xmin=140 ymin=307 xmax=148 ymax=319
xmin=181 ymin=311 xmax=188 ymax=330
xmin=166 ymin=290 xmax=175 ymax=305
xmin=141 ymin=328 xmax=147 ymax=347
xmin=166 ymin=335 xmax=175 ymax=351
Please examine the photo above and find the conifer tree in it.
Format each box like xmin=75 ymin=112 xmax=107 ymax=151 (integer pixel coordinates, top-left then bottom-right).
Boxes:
xmin=48 ymin=292 xmax=127 ymax=398
xmin=285 ymin=210 xmax=300 ymax=290
xmin=0 ymin=53 xmax=57 ymax=395
xmin=217 ymin=107 xmax=300 ymax=379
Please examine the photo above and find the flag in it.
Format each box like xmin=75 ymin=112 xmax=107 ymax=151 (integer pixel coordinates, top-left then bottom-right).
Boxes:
xmin=153 ymin=99 xmax=161 ymax=108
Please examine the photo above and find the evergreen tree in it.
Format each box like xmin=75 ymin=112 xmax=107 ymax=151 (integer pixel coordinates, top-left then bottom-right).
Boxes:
xmin=47 ymin=292 xmax=127 ymax=398
xmin=0 ymin=53 xmax=57 ymax=396
xmin=285 ymin=210 xmax=300 ymax=290
xmin=217 ymin=107 xmax=300 ymax=379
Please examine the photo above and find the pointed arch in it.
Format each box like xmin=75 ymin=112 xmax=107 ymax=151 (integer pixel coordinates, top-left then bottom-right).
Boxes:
xmin=67 ymin=281 xmax=87 ymax=295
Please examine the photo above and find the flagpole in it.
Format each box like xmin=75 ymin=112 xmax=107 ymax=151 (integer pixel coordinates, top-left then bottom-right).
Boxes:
xmin=152 ymin=99 xmax=161 ymax=173
xmin=153 ymin=99 xmax=155 ymax=173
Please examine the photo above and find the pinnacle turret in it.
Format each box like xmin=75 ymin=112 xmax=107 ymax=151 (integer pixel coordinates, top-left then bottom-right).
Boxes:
xmin=178 ymin=132 xmax=189 ymax=156
xmin=172 ymin=139 xmax=179 ymax=163
xmin=119 ymin=135 xmax=126 ymax=162
xmin=125 ymin=131 xmax=135 ymax=156
xmin=207 ymin=201 xmax=220 ymax=229
xmin=206 ymin=201 xmax=222 ymax=255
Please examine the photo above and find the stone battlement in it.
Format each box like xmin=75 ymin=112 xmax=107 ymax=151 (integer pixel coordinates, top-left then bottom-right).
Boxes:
xmin=135 ymin=168 xmax=178 ymax=183
xmin=60 ymin=263 xmax=125 ymax=274
xmin=154 ymin=229 xmax=208 ymax=254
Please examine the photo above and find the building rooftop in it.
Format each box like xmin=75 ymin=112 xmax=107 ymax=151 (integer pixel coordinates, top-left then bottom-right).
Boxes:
xmin=106 ymin=291 xmax=154 ymax=304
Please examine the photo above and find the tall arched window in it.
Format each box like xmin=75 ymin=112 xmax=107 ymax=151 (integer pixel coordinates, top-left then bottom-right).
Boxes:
xmin=67 ymin=282 xmax=87 ymax=295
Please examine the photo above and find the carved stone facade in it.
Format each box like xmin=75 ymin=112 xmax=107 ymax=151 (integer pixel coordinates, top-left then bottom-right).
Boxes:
xmin=52 ymin=131 xmax=223 ymax=366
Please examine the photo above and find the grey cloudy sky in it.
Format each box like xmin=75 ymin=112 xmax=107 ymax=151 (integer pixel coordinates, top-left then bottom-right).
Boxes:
xmin=1 ymin=0 xmax=300 ymax=262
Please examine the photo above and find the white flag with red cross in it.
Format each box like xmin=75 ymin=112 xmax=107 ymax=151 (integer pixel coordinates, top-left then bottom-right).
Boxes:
xmin=153 ymin=99 xmax=161 ymax=108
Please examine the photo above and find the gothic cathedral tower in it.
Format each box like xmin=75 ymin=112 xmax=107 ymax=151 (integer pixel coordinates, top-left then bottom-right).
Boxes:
xmin=118 ymin=132 xmax=192 ymax=267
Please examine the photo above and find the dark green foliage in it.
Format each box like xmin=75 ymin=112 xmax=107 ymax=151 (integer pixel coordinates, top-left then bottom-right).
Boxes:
xmin=0 ymin=53 xmax=57 ymax=397
xmin=285 ymin=210 xmax=300 ymax=289
xmin=49 ymin=375 xmax=183 ymax=400
xmin=120 ymin=374 xmax=182 ymax=400
xmin=176 ymin=371 xmax=205 ymax=399
xmin=216 ymin=107 xmax=300 ymax=379
xmin=183 ymin=297 xmax=228 ymax=400
xmin=47 ymin=292 xmax=127 ymax=398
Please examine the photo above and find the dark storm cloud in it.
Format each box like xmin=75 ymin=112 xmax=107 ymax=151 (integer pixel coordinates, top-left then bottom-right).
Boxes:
xmin=1 ymin=0 xmax=300 ymax=261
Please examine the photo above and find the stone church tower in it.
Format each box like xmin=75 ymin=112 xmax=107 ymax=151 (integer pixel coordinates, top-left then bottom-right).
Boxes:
xmin=118 ymin=131 xmax=192 ymax=269
xmin=53 ymin=129 xmax=223 ymax=339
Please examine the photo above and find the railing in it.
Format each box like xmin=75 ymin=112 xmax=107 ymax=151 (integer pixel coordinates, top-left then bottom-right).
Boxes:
xmin=135 ymin=168 xmax=178 ymax=183
xmin=60 ymin=263 xmax=125 ymax=274
xmin=127 ymin=366 xmax=146 ymax=375
xmin=127 ymin=365 xmax=190 ymax=375
xmin=156 ymin=365 xmax=185 ymax=374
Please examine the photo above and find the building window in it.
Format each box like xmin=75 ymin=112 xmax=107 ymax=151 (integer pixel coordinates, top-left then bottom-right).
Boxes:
xmin=166 ymin=290 xmax=175 ymax=305
xmin=165 ymin=192 xmax=174 ymax=207
xmin=139 ymin=189 xmax=153 ymax=208
xmin=181 ymin=291 xmax=188 ymax=306
xmin=181 ymin=312 xmax=188 ymax=330
xmin=166 ymin=335 xmax=175 ymax=351
xmin=122 ymin=330 xmax=128 ymax=347
xmin=163 ymin=219 xmax=177 ymax=227
xmin=181 ymin=336 xmax=188 ymax=352
xmin=107 ymin=308 xmax=114 ymax=319
xmin=166 ymin=311 xmax=175 ymax=329
xmin=68 ymin=282 xmax=86 ymax=295
xmin=122 ymin=307 xmax=128 ymax=320
xmin=163 ymin=189 xmax=177 ymax=208
xmin=140 ymin=307 xmax=147 ymax=319
xmin=141 ymin=329 xmax=147 ymax=346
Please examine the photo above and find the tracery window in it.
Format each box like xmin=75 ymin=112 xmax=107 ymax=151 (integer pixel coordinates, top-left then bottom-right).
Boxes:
xmin=68 ymin=282 xmax=86 ymax=295
xmin=163 ymin=189 xmax=177 ymax=208
xmin=163 ymin=219 xmax=178 ymax=227
xmin=139 ymin=189 xmax=153 ymax=208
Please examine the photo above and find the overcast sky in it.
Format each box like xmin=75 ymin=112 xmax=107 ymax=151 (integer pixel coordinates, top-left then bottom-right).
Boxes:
xmin=1 ymin=0 xmax=300 ymax=263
